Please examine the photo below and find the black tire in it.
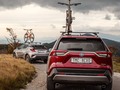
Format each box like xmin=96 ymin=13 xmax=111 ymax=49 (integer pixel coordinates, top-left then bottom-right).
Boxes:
xmin=102 ymin=82 xmax=112 ymax=90
xmin=25 ymin=55 xmax=32 ymax=63
xmin=47 ymin=77 xmax=55 ymax=90
xmin=44 ymin=59 xmax=47 ymax=64
xmin=13 ymin=53 xmax=17 ymax=58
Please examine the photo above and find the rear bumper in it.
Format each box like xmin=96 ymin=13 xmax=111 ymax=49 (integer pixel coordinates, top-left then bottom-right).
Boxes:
xmin=53 ymin=75 xmax=109 ymax=84
xmin=31 ymin=54 xmax=48 ymax=60
xmin=48 ymin=68 xmax=112 ymax=85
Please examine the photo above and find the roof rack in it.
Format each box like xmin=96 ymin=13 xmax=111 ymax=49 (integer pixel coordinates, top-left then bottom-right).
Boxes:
xmin=25 ymin=42 xmax=41 ymax=45
xmin=60 ymin=32 xmax=99 ymax=37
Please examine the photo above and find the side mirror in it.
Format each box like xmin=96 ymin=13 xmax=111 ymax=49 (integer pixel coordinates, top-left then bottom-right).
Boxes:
xmin=49 ymin=48 xmax=52 ymax=52
xmin=17 ymin=47 xmax=21 ymax=49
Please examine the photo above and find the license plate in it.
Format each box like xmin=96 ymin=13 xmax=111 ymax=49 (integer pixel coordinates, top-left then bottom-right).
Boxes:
xmin=38 ymin=51 xmax=45 ymax=53
xmin=71 ymin=58 xmax=92 ymax=64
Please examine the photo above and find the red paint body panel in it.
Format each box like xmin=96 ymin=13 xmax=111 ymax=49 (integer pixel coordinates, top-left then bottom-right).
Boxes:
xmin=47 ymin=33 xmax=113 ymax=77
xmin=47 ymin=50 xmax=113 ymax=75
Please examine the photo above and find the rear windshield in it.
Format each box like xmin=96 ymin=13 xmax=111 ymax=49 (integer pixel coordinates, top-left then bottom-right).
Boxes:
xmin=32 ymin=45 xmax=47 ymax=49
xmin=57 ymin=38 xmax=106 ymax=51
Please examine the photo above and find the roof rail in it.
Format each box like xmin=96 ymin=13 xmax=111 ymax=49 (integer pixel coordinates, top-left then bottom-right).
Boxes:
xmin=25 ymin=42 xmax=41 ymax=45
xmin=60 ymin=31 xmax=99 ymax=37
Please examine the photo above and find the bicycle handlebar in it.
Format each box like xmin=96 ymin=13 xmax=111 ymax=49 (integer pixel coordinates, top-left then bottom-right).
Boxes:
xmin=24 ymin=29 xmax=32 ymax=31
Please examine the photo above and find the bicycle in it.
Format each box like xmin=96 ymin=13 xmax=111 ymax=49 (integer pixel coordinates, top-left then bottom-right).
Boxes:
xmin=24 ymin=29 xmax=35 ymax=43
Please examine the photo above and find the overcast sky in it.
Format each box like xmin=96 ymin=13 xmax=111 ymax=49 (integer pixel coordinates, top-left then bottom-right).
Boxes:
xmin=0 ymin=0 xmax=120 ymax=43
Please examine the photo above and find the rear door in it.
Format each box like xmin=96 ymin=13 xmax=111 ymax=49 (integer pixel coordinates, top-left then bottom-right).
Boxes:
xmin=16 ymin=44 xmax=28 ymax=57
xmin=57 ymin=38 xmax=106 ymax=52
xmin=55 ymin=38 xmax=111 ymax=68
xmin=32 ymin=45 xmax=48 ymax=54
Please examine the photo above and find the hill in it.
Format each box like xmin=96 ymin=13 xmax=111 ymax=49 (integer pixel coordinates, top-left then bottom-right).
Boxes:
xmin=102 ymin=38 xmax=120 ymax=56
xmin=43 ymin=40 xmax=56 ymax=49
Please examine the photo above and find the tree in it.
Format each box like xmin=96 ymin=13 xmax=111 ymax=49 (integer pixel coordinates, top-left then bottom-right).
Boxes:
xmin=6 ymin=28 xmax=19 ymax=53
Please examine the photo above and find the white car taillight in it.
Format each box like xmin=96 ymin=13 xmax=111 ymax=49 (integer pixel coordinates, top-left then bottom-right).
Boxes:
xmin=30 ymin=48 xmax=36 ymax=52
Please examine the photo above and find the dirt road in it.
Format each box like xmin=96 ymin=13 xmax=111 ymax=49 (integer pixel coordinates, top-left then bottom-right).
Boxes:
xmin=21 ymin=62 xmax=46 ymax=90
xmin=22 ymin=63 xmax=120 ymax=90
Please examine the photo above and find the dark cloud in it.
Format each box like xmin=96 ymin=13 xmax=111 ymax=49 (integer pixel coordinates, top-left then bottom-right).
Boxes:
xmin=0 ymin=0 xmax=31 ymax=9
xmin=0 ymin=0 xmax=120 ymax=19
xmin=113 ymin=7 xmax=120 ymax=19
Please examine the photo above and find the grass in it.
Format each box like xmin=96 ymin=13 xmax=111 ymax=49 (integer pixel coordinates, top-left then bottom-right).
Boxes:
xmin=113 ymin=61 xmax=120 ymax=73
xmin=113 ymin=56 xmax=120 ymax=73
xmin=0 ymin=54 xmax=36 ymax=90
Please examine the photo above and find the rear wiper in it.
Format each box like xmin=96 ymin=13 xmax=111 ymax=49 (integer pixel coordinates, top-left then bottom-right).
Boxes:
xmin=67 ymin=48 xmax=83 ymax=51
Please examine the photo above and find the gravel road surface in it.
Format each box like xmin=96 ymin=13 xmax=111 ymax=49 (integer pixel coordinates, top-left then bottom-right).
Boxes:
xmin=22 ymin=63 xmax=120 ymax=90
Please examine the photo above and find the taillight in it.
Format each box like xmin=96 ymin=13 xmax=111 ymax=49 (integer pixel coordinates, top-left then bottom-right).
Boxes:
xmin=98 ymin=54 xmax=108 ymax=57
xmin=30 ymin=48 xmax=36 ymax=52
xmin=56 ymin=52 xmax=67 ymax=56
xmin=96 ymin=52 xmax=112 ymax=58
xmin=50 ymin=50 xmax=67 ymax=56
xmin=96 ymin=52 xmax=112 ymax=67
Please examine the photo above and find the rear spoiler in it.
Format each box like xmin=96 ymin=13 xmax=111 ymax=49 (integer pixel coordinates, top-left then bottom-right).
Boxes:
xmin=60 ymin=32 xmax=99 ymax=37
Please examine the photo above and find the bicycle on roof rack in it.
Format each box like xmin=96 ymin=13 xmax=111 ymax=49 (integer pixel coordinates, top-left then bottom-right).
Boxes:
xmin=58 ymin=0 xmax=81 ymax=35
xmin=24 ymin=29 xmax=35 ymax=43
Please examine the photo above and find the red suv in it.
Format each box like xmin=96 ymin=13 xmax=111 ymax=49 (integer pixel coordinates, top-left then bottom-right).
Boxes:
xmin=46 ymin=32 xmax=113 ymax=90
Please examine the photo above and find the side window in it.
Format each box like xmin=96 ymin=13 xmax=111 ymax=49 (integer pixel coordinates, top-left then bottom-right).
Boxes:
xmin=32 ymin=45 xmax=47 ymax=49
xmin=23 ymin=45 xmax=28 ymax=48
xmin=18 ymin=45 xmax=24 ymax=49
xmin=18 ymin=44 xmax=28 ymax=49
xmin=57 ymin=38 xmax=106 ymax=51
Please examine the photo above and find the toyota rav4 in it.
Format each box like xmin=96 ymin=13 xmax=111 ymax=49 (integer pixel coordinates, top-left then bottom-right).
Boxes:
xmin=46 ymin=32 xmax=113 ymax=90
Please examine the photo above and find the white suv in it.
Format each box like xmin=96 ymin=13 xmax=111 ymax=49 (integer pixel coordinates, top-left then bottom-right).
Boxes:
xmin=13 ymin=43 xmax=49 ymax=63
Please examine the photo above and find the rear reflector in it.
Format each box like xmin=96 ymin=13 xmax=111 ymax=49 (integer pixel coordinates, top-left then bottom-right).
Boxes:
xmin=97 ymin=74 xmax=104 ymax=76
xmin=58 ymin=72 xmax=65 ymax=75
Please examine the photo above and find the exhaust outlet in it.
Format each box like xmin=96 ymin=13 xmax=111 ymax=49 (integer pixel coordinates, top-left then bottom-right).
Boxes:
xmin=102 ymin=85 xmax=106 ymax=88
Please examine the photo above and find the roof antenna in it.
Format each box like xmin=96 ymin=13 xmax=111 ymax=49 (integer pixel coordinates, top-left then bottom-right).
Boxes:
xmin=58 ymin=0 xmax=81 ymax=35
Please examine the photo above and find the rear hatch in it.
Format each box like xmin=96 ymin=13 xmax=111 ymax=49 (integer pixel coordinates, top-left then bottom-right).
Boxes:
xmin=31 ymin=45 xmax=48 ymax=54
xmin=53 ymin=37 xmax=112 ymax=70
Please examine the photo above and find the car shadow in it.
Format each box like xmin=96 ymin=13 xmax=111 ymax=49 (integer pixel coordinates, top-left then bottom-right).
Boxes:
xmin=54 ymin=75 xmax=119 ymax=90
xmin=55 ymin=84 xmax=101 ymax=90
xmin=31 ymin=60 xmax=46 ymax=64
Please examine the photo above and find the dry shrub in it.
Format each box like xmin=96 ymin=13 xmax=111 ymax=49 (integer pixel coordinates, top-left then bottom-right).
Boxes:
xmin=113 ymin=61 xmax=120 ymax=73
xmin=0 ymin=54 xmax=36 ymax=90
xmin=113 ymin=56 xmax=120 ymax=63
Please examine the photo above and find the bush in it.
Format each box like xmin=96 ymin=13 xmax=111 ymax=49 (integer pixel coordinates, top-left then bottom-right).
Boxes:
xmin=7 ymin=45 xmax=14 ymax=54
xmin=0 ymin=54 xmax=36 ymax=90
xmin=113 ymin=61 xmax=120 ymax=73
xmin=113 ymin=56 xmax=120 ymax=63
